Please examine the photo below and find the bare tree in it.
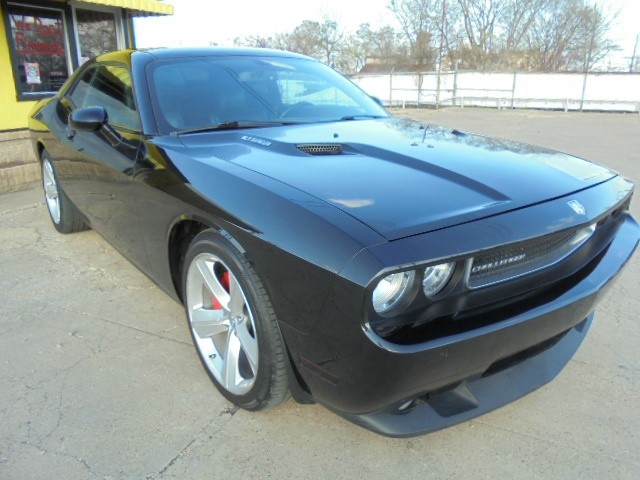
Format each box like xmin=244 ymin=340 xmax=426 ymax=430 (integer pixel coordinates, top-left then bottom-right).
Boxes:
xmin=449 ymin=0 xmax=543 ymax=69
xmin=388 ymin=0 xmax=439 ymax=68
xmin=262 ymin=18 xmax=344 ymax=65
xmin=233 ymin=35 xmax=276 ymax=49
xmin=284 ymin=20 xmax=322 ymax=58
xmin=524 ymin=0 xmax=617 ymax=71
xmin=357 ymin=23 xmax=406 ymax=60
xmin=316 ymin=18 xmax=344 ymax=66
xmin=501 ymin=0 xmax=550 ymax=51
xmin=235 ymin=0 xmax=618 ymax=74
xmin=456 ymin=0 xmax=500 ymax=52
xmin=577 ymin=2 xmax=619 ymax=71
xmin=446 ymin=0 xmax=617 ymax=71
xmin=334 ymin=34 xmax=367 ymax=73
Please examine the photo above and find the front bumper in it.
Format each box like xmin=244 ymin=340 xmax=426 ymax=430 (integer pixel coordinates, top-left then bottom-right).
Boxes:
xmin=340 ymin=313 xmax=593 ymax=437
xmin=280 ymin=179 xmax=639 ymax=436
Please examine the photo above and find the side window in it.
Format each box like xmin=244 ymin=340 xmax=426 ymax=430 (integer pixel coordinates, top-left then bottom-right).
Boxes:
xmin=83 ymin=65 xmax=141 ymax=131
xmin=68 ymin=67 xmax=95 ymax=108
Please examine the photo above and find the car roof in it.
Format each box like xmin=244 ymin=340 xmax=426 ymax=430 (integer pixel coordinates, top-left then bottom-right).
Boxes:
xmin=136 ymin=47 xmax=313 ymax=61
xmin=91 ymin=47 xmax=314 ymax=68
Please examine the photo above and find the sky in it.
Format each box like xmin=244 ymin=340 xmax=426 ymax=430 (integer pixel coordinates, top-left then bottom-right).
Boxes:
xmin=134 ymin=0 xmax=640 ymax=70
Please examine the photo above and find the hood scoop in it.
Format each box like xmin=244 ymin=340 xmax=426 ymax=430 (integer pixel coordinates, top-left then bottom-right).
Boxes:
xmin=296 ymin=144 xmax=342 ymax=155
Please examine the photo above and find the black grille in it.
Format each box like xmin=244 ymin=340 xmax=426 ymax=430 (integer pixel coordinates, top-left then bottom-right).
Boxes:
xmin=468 ymin=224 xmax=595 ymax=288
xmin=296 ymin=144 xmax=342 ymax=155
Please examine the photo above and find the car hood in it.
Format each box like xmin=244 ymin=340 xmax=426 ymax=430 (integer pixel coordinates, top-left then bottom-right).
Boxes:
xmin=177 ymin=118 xmax=616 ymax=240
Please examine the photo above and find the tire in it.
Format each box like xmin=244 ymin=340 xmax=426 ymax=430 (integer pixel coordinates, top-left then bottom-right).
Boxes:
xmin=182 ymin=229 xmax=290 ymax=410
xmin=41 ymin=151 xmax=88 ymax=234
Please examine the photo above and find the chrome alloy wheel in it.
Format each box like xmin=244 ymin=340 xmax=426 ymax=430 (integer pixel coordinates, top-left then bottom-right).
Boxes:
xmin=185 ymin=253 xmax=259 ymax=395
xmin=42 ymin=158 xmax=61 ymax=224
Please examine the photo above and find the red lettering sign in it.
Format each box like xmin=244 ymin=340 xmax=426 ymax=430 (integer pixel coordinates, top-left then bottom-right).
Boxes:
xmin=12 ymin=14 xmax=65 ymax=56
xmin=15 ymin=31 xmax=65 ymax=55
xmin=34 ymin=17 xmax=63 ymax=38
xmin=12 ymin=15 xmax=62 ymax=37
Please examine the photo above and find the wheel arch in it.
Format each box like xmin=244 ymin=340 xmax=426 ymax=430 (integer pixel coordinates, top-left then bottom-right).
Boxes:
xmin=167 ymin=214 xmax=260 ymax=303
xmin=167 ymin=216 xmax=314 ymax=402
xmin=167 ymin=217 xmax=210 ymax=303
xmin=36 ymin=141 xmax=46 ymax=163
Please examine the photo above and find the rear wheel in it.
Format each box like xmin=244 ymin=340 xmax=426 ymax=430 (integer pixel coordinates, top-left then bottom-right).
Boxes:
xmin=41 ymin=151 xmax=88 ymax=234
xmin=183 ymin=230 xmax=290 ymax=410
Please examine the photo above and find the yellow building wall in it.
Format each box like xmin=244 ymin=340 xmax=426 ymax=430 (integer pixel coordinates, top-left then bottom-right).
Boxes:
xmin=0 ymin=5 xmax=37 ymax=131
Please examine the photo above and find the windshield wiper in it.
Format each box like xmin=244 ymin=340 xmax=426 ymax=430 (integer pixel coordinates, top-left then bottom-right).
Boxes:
xmin=171 ymin=121 xmax=294 ymax=136
xmin=339 ymin=114 xmax=387 ymax=121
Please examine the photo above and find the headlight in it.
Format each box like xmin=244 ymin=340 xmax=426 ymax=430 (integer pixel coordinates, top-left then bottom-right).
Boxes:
xmin=422 ymin=263 xmax=454 ymax=297
xmin=372 ymin=271 xmax=416 ymax=315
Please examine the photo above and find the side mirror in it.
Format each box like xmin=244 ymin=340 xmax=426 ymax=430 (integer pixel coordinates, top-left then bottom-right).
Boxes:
xmin=69 ymin=106 xmax=107 ymax=132
xmin=69 ymin=106 xmax=123 ymax=147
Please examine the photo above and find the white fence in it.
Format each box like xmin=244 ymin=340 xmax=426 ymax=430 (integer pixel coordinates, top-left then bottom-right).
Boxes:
xmin=350 ymin=71 xmax=640 ymax=112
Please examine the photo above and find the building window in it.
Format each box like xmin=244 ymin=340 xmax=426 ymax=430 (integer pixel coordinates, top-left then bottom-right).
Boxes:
xmin=75 ymin=9 xmax=118 ymax=64
xmin=6 ymin=3 xmax=71 ymax=97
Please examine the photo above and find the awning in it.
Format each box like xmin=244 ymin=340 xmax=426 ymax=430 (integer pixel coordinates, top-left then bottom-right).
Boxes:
xmin=76 ymin=0 xmax=174 ymax=16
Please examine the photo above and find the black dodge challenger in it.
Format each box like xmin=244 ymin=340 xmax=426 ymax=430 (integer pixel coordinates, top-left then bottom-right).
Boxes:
xmin=28 ymin=48 xmax=639 ymax=437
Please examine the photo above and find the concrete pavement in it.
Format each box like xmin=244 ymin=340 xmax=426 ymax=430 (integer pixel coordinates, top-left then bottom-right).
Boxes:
xmin=1 ymin=109 xmax=639 ymax=479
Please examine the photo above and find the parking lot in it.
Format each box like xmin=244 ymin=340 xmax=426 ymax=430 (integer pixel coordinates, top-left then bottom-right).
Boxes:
xmin=1 ymin=108 xmax=639 ymax=479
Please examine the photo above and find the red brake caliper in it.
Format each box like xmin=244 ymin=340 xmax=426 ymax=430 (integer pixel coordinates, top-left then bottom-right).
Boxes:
xmin=212 ymin=271 xmax=230 ymax=310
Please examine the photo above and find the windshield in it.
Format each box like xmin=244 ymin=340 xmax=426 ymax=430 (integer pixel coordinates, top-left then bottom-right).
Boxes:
xmin=148 ymin=55 xmax=389 ymax=134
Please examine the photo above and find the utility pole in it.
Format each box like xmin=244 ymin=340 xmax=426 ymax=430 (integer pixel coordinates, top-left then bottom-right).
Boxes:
xmin=631 ymin=33 xmax=639 ymax=73
xmin=580 ymin=25 xmax=596 ymax=111
xmin=435 ymin=0 xmax=447 ymax=108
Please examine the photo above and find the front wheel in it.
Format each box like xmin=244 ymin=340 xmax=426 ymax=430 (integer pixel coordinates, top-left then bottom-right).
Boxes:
xmin=182 ymin=230 xmax=290 ymax=410
xmin=41 ymin=151 xmax=88 ymax=234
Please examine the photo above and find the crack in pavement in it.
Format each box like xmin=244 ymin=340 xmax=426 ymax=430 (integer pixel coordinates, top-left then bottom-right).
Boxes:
xmin=155 ymin=437 xmax=198 ymax=478
xmin=0 ymin=292 xmax=191 ymax=347
xmin=0 ymin=201 xmax=44 ymax=217
xmin=154 ymin=405 xmax=240 ymax=479
xmin=8 ymin=439 xmax=97 ymax=477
